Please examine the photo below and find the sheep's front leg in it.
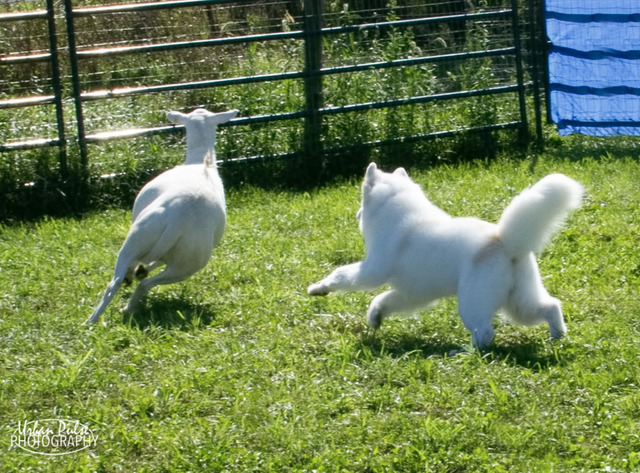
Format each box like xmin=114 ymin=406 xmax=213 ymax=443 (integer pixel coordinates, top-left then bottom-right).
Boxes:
xmin=308 ymin=261 xmax=387 ymax=296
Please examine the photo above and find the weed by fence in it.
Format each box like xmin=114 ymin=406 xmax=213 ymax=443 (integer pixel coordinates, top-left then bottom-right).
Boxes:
xmin=0 ymin=0 xmax=541 ymax=218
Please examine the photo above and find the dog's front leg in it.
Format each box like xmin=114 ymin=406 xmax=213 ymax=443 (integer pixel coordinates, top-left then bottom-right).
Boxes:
xmin=367 ymin=289 xmax=425 ymax=329
xmin=308 ymin=261 xmax=387 ymax=296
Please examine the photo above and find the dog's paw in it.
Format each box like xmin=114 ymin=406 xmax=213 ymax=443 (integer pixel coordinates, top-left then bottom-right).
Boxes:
xmin=367 ymin=307 xmax=383 ymax=329
xmin=307 ymin=283 xmax=329 ymax=296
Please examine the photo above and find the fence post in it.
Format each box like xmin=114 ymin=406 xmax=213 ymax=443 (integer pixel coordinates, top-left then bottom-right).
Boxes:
xmin=510 ymin=0 xmax=529 ymax=145
xmin=45 ymin=0 xmax=67 ymax=177
xmin=528 ymin=0 xmax=543 ymax=149
xmin=62 ymin=0 xmax=89 ymax=174
xmin=539 ymin=0 xmax=552 ymax=125
xmin=302 ymin=0 xmax=324 ymax=181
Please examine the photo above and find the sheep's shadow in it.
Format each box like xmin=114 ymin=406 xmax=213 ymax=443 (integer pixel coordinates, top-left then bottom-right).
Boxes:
xmin=123 ymin=296 xmax=218 ymax=330
xmin=359 ymin=330 xmax=572 ymax=370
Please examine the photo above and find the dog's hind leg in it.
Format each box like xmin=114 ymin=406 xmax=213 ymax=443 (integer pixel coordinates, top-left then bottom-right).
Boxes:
xmin=308 ymin=261 xmax=389 ymax=296
xmin=457 ymin=265 xmax=511 ymax=350
xmin=458 ymin=299 xmax=497 ymax=350
xmin=505 ymin=294 xmax=566 ymax=340
xmin=505 ymin=254 xmax=567 ymax=340
xmin=541 ymin=298 xmax=566 ymax=339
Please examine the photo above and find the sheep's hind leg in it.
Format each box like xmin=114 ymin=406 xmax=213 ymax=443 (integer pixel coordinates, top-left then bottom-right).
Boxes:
xmin=124 ymin=267 xmax=136 ymax=286
xmin=124 ymin=264 xmax=196 ymax=314
xmin=84 ymin=276 xmax=125 ymax=325
xmin=134 ymin=265 xmax=148 ymax=280
xmin=133 ymin=260 xmax=164 ymax=281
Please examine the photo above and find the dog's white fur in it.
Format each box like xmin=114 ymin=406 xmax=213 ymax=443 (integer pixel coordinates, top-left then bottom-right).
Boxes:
xmin=308 ymin=162 xmax=583 ymax=349
xmin=85 ymin=108 xmax=238 ymax=324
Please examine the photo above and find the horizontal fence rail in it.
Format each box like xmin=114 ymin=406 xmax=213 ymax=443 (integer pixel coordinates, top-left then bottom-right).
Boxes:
xmin=1 ymin=0 xmax=538 ymax=187
xmin=0 ymin=0 xmax=66 ymax=166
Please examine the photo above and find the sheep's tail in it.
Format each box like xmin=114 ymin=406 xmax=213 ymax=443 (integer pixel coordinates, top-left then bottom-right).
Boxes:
xmin=497 ymin=174 xmax=583 ymax=257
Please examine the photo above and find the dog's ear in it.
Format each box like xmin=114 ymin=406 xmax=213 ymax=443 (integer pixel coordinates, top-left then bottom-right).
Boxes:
xmin=364 ymin=162 xmax=378 ymax=186
xmin=393 ymin=167 xmax=408 ymax=178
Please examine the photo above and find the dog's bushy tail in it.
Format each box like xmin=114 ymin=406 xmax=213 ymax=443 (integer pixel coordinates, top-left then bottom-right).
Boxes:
xmin=497 ymin=174 xmax=583 ymax=256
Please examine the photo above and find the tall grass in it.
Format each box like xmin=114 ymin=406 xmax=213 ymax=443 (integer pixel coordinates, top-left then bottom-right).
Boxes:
xmin=1 ymin=149 xmax=639 ymax=471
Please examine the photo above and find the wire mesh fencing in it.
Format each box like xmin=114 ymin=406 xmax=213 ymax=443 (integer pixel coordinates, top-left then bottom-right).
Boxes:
xmin=1 ymin=0 xmax=541 ymax=208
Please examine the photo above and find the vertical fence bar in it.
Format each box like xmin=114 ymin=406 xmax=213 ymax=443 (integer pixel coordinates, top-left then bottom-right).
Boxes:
xmin=46 ymin=0 xmax=67 ymax=176
xmin=63 ymin=0 xmax=88 ymax=173
xmin=540 ymin=0 xmax=552 ymax=124
xmin=302 ymin=0 xmax=324 ymax=181
xmin=528 ymin=0 xmax=543 ymax=148
xmin=510 ymin=0 xmax=529 ymax=144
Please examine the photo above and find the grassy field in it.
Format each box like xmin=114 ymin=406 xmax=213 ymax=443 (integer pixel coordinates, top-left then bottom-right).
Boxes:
xmin=1 ymin=144 xmax=640 ymax=471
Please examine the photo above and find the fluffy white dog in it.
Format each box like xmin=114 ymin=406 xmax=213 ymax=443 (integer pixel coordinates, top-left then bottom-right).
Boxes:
xmin=308 ymin=163 xmax=583 ymax=349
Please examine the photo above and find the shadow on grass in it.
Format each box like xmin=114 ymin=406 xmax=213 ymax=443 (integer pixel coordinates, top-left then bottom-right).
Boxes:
xmin=359 ymin=331 xmax=461 ymax=360
xmin=360 ymin=329 xmax=575 ymax=370
xmin=544 ymin=134 xmax=640 ymax=163
xmin=123 ymin=296 xmax=218 ymax=330
xmin=485 ymin=336 xmax=577 ymax=371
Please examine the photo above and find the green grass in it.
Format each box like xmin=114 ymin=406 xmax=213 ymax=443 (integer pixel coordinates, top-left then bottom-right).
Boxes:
xmin=1 ymin=150 xmax=640 ymax=472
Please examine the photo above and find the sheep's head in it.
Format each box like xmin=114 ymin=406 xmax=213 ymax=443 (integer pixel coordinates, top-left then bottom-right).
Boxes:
xmin=168 ymin=108 xmax=239 ymax=165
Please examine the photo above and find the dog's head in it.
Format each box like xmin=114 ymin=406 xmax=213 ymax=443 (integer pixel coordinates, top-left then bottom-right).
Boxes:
xmin=361 ymin=162 xmax=409 ymax=199
xmin=357 ymin=162 xmax=411 ymax=230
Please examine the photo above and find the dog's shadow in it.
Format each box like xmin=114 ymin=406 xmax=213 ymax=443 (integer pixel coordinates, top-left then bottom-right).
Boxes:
xmin=123 ymin=296 xmax=218 ymax=330
xmin=360 ymin=330 xmax=572 ymax=370
xmin=483 ymin=338 xmax=574 ymax=370
xmin=360 ymin=331 xmax=460 ymax=359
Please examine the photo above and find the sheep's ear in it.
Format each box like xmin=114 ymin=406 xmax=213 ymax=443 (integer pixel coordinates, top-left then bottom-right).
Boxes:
xmin=393 ymin=167 xmax=408 ymax=178
xmin=209 ymin=109 xmax=239 ymax=126
xmin=167 ymin=111 xmax=188 ymax=125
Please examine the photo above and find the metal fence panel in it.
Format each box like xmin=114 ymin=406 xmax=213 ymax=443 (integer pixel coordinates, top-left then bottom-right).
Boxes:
xmin=0 ymin=0 xmax=66 ymax=171
xmin=1 ymin=0 xmax=536 ymax=185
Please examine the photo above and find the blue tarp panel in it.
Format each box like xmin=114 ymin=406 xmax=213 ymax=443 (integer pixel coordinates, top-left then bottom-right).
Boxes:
xmin=546 ymin=0 xmax=640 ymax=135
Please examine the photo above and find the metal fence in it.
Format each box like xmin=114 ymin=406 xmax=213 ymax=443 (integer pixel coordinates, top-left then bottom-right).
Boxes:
xmin=1 ymin=0 xmax=541 ymax=184
xmin=0 ymin=0 xmax=66 ymax=162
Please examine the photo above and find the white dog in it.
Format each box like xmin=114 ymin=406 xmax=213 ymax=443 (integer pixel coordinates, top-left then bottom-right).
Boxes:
xmin=308 ymin=163 xmax=583 ymax=349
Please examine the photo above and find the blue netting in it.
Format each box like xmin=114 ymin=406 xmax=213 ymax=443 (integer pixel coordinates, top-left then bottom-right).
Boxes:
xmin=546 ymin=0 xmax=640 ymax=136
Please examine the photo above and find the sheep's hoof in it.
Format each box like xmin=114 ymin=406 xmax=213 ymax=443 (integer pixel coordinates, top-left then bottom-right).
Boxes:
xmin=82 ymin=315 xmax=99 ymax=326
xmin=134 ymin=264 xmax=149 ymax=280
xmin=307 ymin=283 xmax=329 ymax=296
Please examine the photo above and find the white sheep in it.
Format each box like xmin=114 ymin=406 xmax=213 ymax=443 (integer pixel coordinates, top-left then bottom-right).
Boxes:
xmin=85 ymin=108 xmax=238 ymax=324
